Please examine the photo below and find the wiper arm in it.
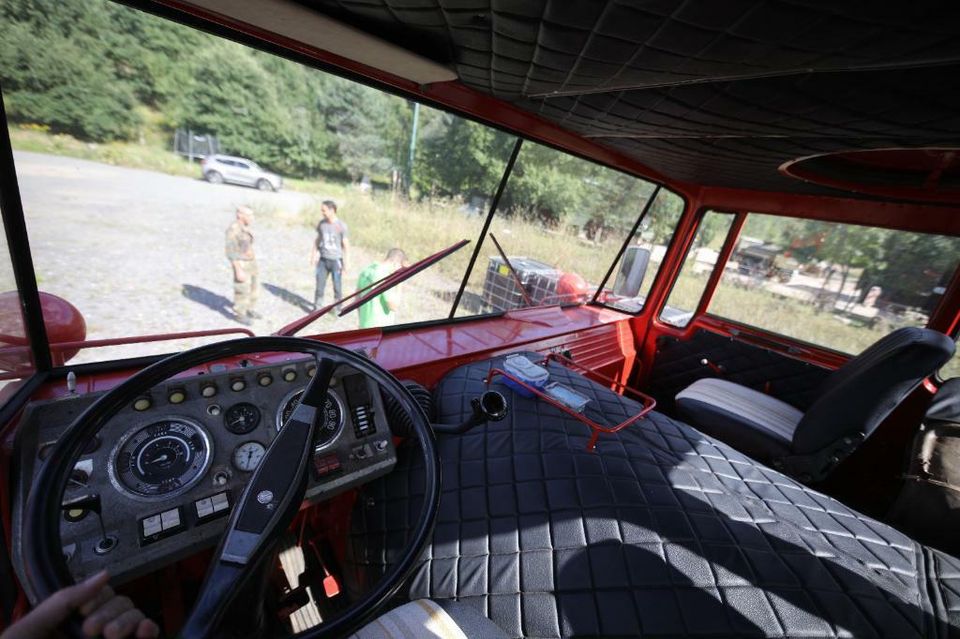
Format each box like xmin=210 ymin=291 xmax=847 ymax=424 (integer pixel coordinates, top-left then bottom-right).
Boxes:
xmin=488 ymin=233 xmax=533 ymax=307
xmin=338 ymin=239 xmax=470 ymax=317
xmin=275 ymin=239 xmax=470 ymax=336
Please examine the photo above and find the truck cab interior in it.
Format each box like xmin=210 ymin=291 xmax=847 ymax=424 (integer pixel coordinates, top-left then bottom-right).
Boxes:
xmin=0 ymin=1 xmax=959 ymax=637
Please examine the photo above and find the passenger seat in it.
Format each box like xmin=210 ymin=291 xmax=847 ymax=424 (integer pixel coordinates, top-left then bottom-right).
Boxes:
xmin=675 ymin=327 xmax=955 ymax=481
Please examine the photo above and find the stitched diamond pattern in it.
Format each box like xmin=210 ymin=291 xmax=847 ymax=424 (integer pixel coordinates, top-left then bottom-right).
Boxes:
xmin=346 ymin=353 xmax=957 ymax=637
xmin=646 ymin=330 xmax=832 ymax=415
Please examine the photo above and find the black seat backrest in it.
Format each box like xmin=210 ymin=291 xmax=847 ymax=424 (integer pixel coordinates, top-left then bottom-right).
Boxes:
xmin=792 ymin=327 xmax=955 ymax=455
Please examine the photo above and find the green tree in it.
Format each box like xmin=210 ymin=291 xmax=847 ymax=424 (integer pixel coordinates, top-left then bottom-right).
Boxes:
xmin=171 ymin=44 xmax=296 ymax=172
xmin=317 ymin=80 xmax=409 ymax=181
xmin=414 ymin=111 xmax=516 ymax=199
xmin=0 ymin=0 xmax=141 ymax=140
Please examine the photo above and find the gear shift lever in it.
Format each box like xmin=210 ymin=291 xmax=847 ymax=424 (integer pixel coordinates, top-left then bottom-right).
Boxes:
xmin=61 ymin=493 xmax=117 ymax=554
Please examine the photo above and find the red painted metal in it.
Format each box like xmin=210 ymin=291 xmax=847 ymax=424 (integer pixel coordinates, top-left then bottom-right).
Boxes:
xmin=486 ymin=352 xmax=656 ymax=451
xmin=697 ymin=186 xmax=960 ymax=236
xmin=0 ymin=292 xmax=86 ymax=372
xmin=47 ymin=327 xmax=255 ymax=366
xmin=693 ymin=212 xmax=746 ymax=319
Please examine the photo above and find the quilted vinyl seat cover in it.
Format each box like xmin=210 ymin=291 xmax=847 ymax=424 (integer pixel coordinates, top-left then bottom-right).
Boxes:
xmin=346 ymin=354 xmax=960 ymax=638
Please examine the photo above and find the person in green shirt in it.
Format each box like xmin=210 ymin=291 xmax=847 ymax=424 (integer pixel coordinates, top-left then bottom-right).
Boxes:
xmin=356 ymin=248 xmax=408 ymax=328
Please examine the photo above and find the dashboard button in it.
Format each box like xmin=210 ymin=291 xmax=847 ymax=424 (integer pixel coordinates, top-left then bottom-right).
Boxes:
xmin=139 ymin=506 xmax=185 ymax=545
xmin=201 ymin=383 xmax=218 ymax=398
xmin=195 ymin=497 xmax=213 ymax=519
xmin=312 ymin=453 xmax=341 ymax=479
xmin=230 ymin=379 xmax=246 ymax=392
xmin=142 ymin=515 xmax=162 ymax=537
xmin=195 ymin=491 xmax=231 ymax=523
xmin=168 ymin=389 xmax=186 ymax=404
xmin=211 ymin=492 xmax=230 ymax=513
xmin=133 ymin=397 xmax=152 ymax=411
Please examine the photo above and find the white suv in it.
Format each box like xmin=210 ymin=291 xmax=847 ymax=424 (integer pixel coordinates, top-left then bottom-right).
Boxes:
xmin=201 ymin=155 xmax=283 ymax=191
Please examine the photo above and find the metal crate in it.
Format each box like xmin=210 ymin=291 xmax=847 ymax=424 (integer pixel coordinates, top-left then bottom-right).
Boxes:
xmin=482 ymin=256 xmax=560 ymax=312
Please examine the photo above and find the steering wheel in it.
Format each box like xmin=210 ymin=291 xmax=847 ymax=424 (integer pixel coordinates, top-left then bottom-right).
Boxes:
xmin=23 ymin=337 xmax=441 ymax=638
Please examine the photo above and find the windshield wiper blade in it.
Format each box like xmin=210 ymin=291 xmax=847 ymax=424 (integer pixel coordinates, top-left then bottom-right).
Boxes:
xmin=488 ymin=233 xmax=534 ymax=307
xmin=275 ymin=239 xmax=470 ymax=336
xmin=337 ymin=239 xmax=470 ymax=317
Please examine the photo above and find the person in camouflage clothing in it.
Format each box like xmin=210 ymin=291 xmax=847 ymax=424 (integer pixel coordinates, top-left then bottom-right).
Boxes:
xmin=225 ymin=206 xmax=259 ymax=325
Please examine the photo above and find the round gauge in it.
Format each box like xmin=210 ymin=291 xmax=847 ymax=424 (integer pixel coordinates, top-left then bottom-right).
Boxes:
xmin=224 ymin=402 xmax=261 ymax=434
xmin=109 ymin=419 xmax=211 ymax=498
xmin=232 ymin=441 xmax=266 ymax=472
xmin=276 ymin=388 xmax=344 ymax=450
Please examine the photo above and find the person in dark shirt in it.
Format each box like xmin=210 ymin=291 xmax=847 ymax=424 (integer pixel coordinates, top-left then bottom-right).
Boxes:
xmin=309 ymin=200 xmax=349 ymax=310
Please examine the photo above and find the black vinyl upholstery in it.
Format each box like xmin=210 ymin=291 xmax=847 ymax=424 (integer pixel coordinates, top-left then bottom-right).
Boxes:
xmin=794 ymin=327 xmax=955 ymax=454
xmin=647 ymin=330 xmax=831 ymax=415
xmin=675 ymin=328 xmax=955 ymax=469
xmin=347 ymin=353 xmax=960 ymax=638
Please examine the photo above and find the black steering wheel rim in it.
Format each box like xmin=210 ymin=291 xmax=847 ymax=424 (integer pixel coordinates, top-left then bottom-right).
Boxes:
xmin=23 ymin=336 xmax=441 ymax=638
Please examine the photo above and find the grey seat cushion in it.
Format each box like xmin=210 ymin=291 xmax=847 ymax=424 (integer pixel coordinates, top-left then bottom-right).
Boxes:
xmin=346 ymin=353 xmax=960 ymax=638
xmin=675 ymin=377 xmax=802 ymax=461
xmin=347 ymin=599 xmax=510 ymax=638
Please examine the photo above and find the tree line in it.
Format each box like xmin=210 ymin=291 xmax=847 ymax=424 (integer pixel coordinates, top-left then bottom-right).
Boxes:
xmin=0 ymin=0 xmax=681 ymax=236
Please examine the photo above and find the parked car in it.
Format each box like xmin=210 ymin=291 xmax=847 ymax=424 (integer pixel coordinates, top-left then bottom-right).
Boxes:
xmin=200 ymin=154 xmax=283 ymax=191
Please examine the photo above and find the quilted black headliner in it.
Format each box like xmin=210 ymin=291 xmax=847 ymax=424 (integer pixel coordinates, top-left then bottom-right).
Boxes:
xmin=296 ymin=0 xmax=960 ymax=196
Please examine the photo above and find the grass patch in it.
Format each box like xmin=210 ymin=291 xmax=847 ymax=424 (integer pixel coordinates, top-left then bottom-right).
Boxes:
xmin=11 ymin=114 xmax=199 ymax=178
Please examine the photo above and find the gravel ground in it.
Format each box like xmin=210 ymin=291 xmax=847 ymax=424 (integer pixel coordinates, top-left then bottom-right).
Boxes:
xmin=11 ymin=151 xmax=459 ymax=363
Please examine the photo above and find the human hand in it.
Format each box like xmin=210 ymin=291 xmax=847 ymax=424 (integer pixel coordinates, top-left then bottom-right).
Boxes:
xmin=1 ymin=570 xmax=159 ymax=639
xmin=234 ymin=271 xmax=248 ymax=284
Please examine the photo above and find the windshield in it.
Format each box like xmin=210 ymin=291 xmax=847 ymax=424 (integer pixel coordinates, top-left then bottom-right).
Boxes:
xmin=0 ymin=0 xmax=678 ymax=365
xmin=454 ymin=141 xmax=674 ymax=316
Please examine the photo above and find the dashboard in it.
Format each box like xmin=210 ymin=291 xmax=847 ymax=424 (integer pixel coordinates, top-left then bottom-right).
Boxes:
xmin=10 ymin=356 xmax=397 ymax=589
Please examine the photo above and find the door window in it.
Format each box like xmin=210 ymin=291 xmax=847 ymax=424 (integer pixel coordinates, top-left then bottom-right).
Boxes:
xmin=708 ymin=214 xmax=960 ymax=354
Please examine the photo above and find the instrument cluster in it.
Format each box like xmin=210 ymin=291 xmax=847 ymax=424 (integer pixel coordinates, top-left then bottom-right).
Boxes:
xmin=11 ymin=356 xmax=397 ymax=589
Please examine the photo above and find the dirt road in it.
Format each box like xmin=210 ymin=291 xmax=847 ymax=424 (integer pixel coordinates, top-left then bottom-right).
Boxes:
xmin=11 ymin=151 xmax=457 ymax=363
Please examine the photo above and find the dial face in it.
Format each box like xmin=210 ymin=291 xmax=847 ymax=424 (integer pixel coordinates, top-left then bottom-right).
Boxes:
xmin=224 ymin=402 xmax=261 ymax=434
xmin=111 ymin=419 xmax=211 ymax=498
xmin=232 ymin=441 xmax=266 ymax=472
xmin=276 ymin=389 xmax=344 ymax=449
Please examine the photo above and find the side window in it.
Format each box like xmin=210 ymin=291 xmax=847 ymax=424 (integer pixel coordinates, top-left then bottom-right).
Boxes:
xmin=708 ymin=214 xmax=960 ymax=354
xmin=659 ymin=211 xmax=735 ymax=327
xmin=600 ymin=189 xmax=684 ymax=313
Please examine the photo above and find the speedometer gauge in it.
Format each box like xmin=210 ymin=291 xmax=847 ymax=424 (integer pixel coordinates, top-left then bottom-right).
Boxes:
xmin=276 ymin=388 xmax=344 ymax=450
xmin=109 ymin=419 xmax=211 ymax=498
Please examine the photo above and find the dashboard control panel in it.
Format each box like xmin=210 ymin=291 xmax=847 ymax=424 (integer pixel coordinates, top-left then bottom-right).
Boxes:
xmin=11 ymin=357 xmax=397 ymax=587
